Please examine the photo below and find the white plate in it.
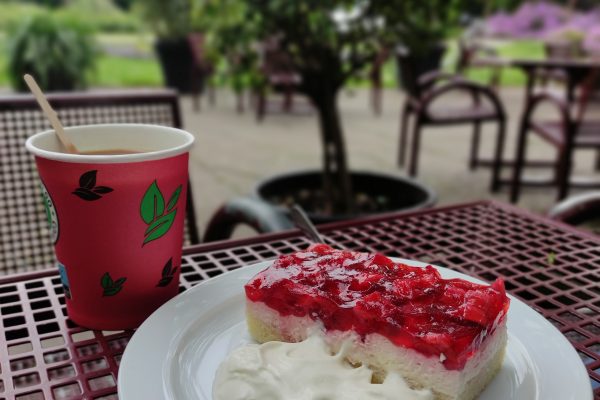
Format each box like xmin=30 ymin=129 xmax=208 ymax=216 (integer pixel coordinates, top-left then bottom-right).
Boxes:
xmin=118 ymin=259 xmax=593 ymax=400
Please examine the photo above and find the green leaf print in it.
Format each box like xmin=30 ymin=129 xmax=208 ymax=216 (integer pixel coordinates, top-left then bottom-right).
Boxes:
xmin=162 ymin=258 xmax=173 ymax=276
xmin=140 ymin=181 xmax=164 ymax=224
xmin=101 ymin=272 xmax=112 ymax=288
xmin=166 ymin=185 xmax=182 ymax=212
xmin=143 ymin=211 xmax=176 ymax=245
xmin=157 ymin=257 xmax=177 ymax=287
xmin=140 ymin=181 xmax=184 ymax=246
xmin=101 ymin=272 xmax=127 ymax=297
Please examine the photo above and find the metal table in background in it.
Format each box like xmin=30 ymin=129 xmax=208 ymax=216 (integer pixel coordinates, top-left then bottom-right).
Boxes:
xmin=510 ymin=57 xmax=600 ymax=103
xmin=0 ymin=200 xmax=598 ymax=399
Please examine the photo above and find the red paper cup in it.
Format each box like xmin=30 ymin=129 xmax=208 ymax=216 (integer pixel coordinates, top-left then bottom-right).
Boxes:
xmin=26 ymin=124 xmax=194 ymax=330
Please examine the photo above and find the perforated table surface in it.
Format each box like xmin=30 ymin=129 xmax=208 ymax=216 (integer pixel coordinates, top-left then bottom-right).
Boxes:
xmin=1 ymin=200 xmax=598 ymax=399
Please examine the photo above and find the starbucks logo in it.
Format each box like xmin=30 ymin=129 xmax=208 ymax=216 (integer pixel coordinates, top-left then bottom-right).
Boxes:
xmin=41 ymin=182 xmax=59 ymax=244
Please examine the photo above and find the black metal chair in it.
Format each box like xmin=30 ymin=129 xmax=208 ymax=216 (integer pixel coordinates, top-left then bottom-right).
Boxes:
xmin=510 ymin=68 xmax=600 ymax=202
xmin=0 ymin=90 xmax=200 ymax=275
xmin=396 ymin=54 xmax=507 ymax=192
xmin=548 ymin=191 xmax=600 ymax=229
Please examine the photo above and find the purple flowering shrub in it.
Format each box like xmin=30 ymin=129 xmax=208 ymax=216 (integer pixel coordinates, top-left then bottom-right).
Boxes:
xmin=485 ymin=1 xmax=599 ymax=54
xmin=487 ymin=2 xmax=567 ymax=38
xmin=583 ymin=25 xmax=600 ymax=56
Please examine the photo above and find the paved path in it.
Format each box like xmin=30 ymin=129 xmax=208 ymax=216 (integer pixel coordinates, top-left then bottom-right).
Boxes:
xmin=178 ymin=87 xmax=600 ymax=238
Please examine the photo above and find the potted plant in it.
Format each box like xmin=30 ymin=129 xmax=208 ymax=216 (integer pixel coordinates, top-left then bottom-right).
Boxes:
xmin=8 ymin=13 xmax=97 ymax=92
xmin=389 ymin=0 xmax=465 ymax=96
xmin=206 ymin=0 xmax=447 ymax=222
xmin=135 ymin=0 xmax=197 ymax=93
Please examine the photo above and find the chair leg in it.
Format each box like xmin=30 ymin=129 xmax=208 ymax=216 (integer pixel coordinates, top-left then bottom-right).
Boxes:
xmin=594 ymin=149 xmax=600 ymax=171
xmin=371 ymin=85 xmax=382 ymax=116
xmin=556 ymin=148 xmax=573 ymax=201
xmin=283 ymin=86 xmax=293 ymax=112
xmin=408 ymin=118 xmax=423 ymax=177
xmin=256 ymin=88 xmax=266 ymax=122
xmin=236 ymin=91 xmax=245 ymax=114
xmin=398 ymin=103 xmax=411 ymax=167
xmin=209 ymin=84 xmax=216 ymax=106
xmin=490 ymin=67 xmax=502 ymax=92
xmin=491 ymin=118 xmax=506 ymax=192
xmin=469 ymin=121 xmax=482 ymax=170
xmin=510 ymin=119 xmax=529 ymax=203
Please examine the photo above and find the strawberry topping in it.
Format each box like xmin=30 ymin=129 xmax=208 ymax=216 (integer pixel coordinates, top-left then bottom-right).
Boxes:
xmin=245 ymin=244 xmax=510 ymax=370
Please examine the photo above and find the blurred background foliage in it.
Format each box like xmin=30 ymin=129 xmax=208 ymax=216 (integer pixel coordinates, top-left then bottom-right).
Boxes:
xmin=0 ymin=0 xmax=598 ymax=91
xmin=7 ymin=13 xmax=97 ymax=91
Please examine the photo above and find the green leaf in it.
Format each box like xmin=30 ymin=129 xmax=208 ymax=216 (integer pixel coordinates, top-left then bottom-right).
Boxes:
xmin=547 ymin=252 xmax=556 ymax=265
xmin=162 ymin=258 xmax=173 ymax=277
xmin=143 ymin=211 xmax=176 ymax=245
xmin=114 ymin=277 xmax=127 ymax=287
xmin=140 ymin=181 xmax=165 ymax=224
xmin=101 ymin=272 xmax=112 ymax=289
xmin=103 ymin=286 xmax=122 ymax=297
xmin=166 ymin=185 xmax=182 ymax=211
xmin=157 ymin=277 xmax=173 ymax=287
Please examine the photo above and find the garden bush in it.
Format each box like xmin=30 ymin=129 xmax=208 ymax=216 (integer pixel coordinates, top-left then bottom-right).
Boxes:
xmin=8 ymin=13 xmax=98 ymax=91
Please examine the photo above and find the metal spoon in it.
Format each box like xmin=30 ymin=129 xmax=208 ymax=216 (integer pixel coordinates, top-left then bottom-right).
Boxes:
xmin=289 ymin=204 xmax=324 ymax=243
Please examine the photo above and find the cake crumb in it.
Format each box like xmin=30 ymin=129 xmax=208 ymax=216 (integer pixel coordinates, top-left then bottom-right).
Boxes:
xmin=439 ymin=353 xmax=446 ymax=363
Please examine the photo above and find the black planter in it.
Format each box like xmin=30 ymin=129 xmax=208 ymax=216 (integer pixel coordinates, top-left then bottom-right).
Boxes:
xmin=396 ymin=44 xmax=447 ymax=97
xmin=255 ymin=170 xmax=436 ymax=224
xmin=154 ymin=38 xmax=195 ymax=94
xmin=203 ymin=170 xmax=436 ymax=241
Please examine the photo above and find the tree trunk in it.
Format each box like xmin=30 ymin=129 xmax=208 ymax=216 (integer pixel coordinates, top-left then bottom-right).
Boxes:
xmin=312 ymin=91 xmax=354 ymax=214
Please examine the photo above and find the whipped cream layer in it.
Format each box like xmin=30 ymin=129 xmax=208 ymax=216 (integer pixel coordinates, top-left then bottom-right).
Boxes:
xmin=213 ymin=335 xmax=433 ymax=400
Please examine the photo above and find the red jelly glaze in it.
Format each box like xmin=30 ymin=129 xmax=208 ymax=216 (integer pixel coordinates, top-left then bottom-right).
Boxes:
xmin=245 ymin=244 xmax=510 ymax=370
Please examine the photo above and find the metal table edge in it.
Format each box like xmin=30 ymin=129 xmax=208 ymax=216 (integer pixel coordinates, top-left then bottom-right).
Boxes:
xmin=2 ymin=200 xmax=598 ymax=287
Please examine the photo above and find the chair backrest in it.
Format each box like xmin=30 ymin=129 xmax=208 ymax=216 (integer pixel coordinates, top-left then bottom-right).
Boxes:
xmin=395 ymin=46 xmax=446 ymax=98
xmin=544 ymin=41 xmax=581 ymax=60
xmin=260 ymin=37 xmax=297 ymax=76
xmin=0 ymin=89 xmax=200 ymax=275
xmin=187 ymin=33 xmax=213 ymax=73
xmin=574 ymin=67 xmax=600 ymax=125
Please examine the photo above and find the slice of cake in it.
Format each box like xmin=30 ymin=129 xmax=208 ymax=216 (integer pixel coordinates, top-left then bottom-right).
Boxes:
xmin=245 ymin=244 xmax=510 ymax=400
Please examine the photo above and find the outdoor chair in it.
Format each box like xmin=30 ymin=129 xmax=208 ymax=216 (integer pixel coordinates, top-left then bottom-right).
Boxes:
xmin=396 ymin=55 xmax=507 ymax=192
xmin=456 ymin=39 xmax=504 ymax=90
xmin=255 ymin=38 xmax=306 ymax=121
xmin=188 ymin=33 xmax=216 ymax=111
xmin=548 ymin=191 xmax=600 ymax=229
xmin=510 ymin=69 xmax=600 ymax=203
xmin=533 ymin=41 xmax=581 ymax=101
xmin=0 ymin=90 xmax=200 ymax=275
xmin=368 ymin=48 xmax=390 ymax=115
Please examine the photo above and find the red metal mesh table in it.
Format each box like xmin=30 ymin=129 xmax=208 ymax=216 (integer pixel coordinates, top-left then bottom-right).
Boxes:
xmin=0 ymin=200 xmax=598 ymax=399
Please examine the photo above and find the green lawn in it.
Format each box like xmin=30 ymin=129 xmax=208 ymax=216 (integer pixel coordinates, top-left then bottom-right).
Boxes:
xmin=94 ymin=56 xmax=161 ymax=87
xmin=460 ymin=39 xmax=545 ymax=86
xmin=0 ymin=52 xmax=162 ymax=88
xmin=0 ymin=32 xmax=162 ymax=89
xmin=377 ymin=39 xmax=545 ymax=88
xmin=0 ymin=33 xmax=544 ymax=90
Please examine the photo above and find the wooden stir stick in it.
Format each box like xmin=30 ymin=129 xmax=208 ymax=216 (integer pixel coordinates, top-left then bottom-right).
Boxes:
xmin=23 ymin=74 xmax=78 ymax=154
